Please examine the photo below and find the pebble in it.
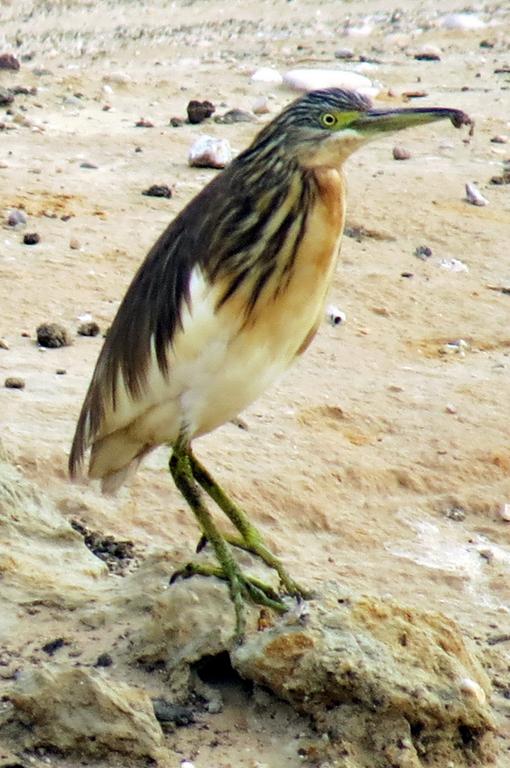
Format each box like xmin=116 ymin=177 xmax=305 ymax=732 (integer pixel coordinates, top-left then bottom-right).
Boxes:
xmin=80 ymin=161 xmax=98 ymax=169
xmin=326 ymin=304 xmax=346 ymax=326
xmin=170 ymin=116 xmax=184 ymax=127
xmin=439 ymin=258 xmax=469 ymax=273
xmin=215 ymin=108 xmax=255 ymax=124
xmin=414 ymin=45 xmax=441 ymax=62
xmin=4 ymin=376 xmax=25 ymax=389
xmin=36 ymin=322 xmax=73 ymax=348
xmin=414 ymin=245 xmax=432 ymax=260
xmin=188 ymin=135 xmax=232 ymax=169
xmin=334 ymin=48 xmax=355 ymax=60
xmin=498 ymin=503 xmax=510 ymax=522
xmin=94 ymin=653 xmax=113 ymax=668
xmin=445 ymin=506 xmax=465 ymax=521
xmin=142 ymin=184 xmax=172 ymax=198
xmin=252 ymin=96 xmax=270 ymax=115
xmin=283 ymin=69 xmax=378 ymax=98
xmin=440 ymin=13 xmax=485 ymax=30
xmin=56 ymin=369 xmax=66 ymax=375
xmin=135 ymin=117 xmax=154 ymax=128
xmin=0 ymin=87 xmax=14 ymax=106
xmin=445 ymin=404 xmax=457 ymax=414
xmin=23 ymin=232 xmax=40 ymax=245
xmin=7 ymin=208 xmax=27 ymax=227
xmin=0 ymin=53 xmax=20 ymax=71
xmin=465 ymin=182 xmax=488 ymax=207
xmin=250 ymin=67 xmax=283 ymax=85
xmin=393 ymin=145 xmax=411 ymax=160
xmin=490 ymin=170 xmax=510 ymax=185
xmin=69 ymin=238 xmax=80 ymax=250
xmin=0 ymin=338 xmax=9 ymax=350
xmin=490 ymin=135 xmax=508 ymax=144
xmin=187 ymin=99 xmax=215 ymax=124
xmin=77 ymin=321 xmax=100 ymax=337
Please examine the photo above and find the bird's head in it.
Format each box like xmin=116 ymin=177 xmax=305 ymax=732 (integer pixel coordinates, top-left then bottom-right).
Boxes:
xmin=253 ymin=88 xmax=472 ymax=169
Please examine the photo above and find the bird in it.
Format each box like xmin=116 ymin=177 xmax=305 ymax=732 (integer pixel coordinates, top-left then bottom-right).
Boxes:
xmin=69 ymin=88 xmax=471 ymax=636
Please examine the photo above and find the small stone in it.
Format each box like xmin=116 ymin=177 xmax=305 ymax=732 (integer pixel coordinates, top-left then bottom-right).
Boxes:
xmin=0 ymin=338 xmax=9 ymax=350
xmin=0 ymin=86 xmax=14 ymax=106
xmin=490 ymin=135 xmax=508 ymax=144
xmin=94 ymin=653 xmax=113 ymax=668
xmin=414 ymin=245 xmax=432 ymax=260
xmin=187 ymin=100 xmax=215 ymax=124
xmin=445 ymin=506 xmax=465 ymax=521
xmin=152 ymin=699 xmax=195 ymax=725
xmin=465 ymin=182 xmax=488 ymax=206
xmin=445 ymin=404 xmax=457 ymax=414
xmin=80 ymin=161 xmax=98 ymax=169
xmin=56 ymin=369 xmax=66 ymax=375
xmin=0 ymin=53 xmax=20 ymax=71
xmin=135 ymin=117 xmax=154 ymax=128
xmin=334 ymin=48 xmax=354 ymax=60
xmin=459 ymin=677 xmax=486 ymax=704
xmin=402 ymin=90 xmax=428 ymax=100
xmin=498 ymin=503 xmax=510 ymax=522
xmin=414 ymin=45 xmax=441 ymax=61
xmin=188 ymin=135 xmax=232 ymax=169
xmin=36 ymin=322 xmax=73 ymax=348
xmin=490 ymin=170 xmax=510 ymax=185
xmin=252 ymin=96 xmax=270 ymax=115
xmin=326 ymin=304 xmax=346 ymax=326
xmin=77 ymin=321 xmax=100 ymax=337
xmin=169 ymin=116 xmax=184 ymax=127
xmin=41 ymin=638 xmax=66 ymax=656
xmin=250 ymin=67 xmax=283 ymax=85
xmin=393 ymin=145 xmax=411 ymax=160
xmin=23 ymin=232 xmax=40 ymax=245
xmin=7 ymin=208 xmax=27 ymax=227
xmin=215 ymin=108 xmax=255 ymax=124
xmin=142 ymin=184 xmax=173 ymax=198
xmin=4 ymin=376 xmax=25 ymax=389
xmin=69 ymin=238 xmax=80 ymax=250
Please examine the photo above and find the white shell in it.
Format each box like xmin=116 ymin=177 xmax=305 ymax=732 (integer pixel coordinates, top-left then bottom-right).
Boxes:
xmin=282 ymin=69 xmax=379 ymax=98
xmin=439 ymin=258 xmax=469 ymax=273
xmin=326 ymin=304 xmax=347 ymax=326
xmin=465 ymin=182 xmax=489 ymax=207
xmin=440 ymin=13 xmax=486 ymax=30
xmin=251 ymin=67 xmax=283 ymax=85
xmin=498 ymin=503 xmax=510 ymax=522
xmin=188 ymin=136 xmax=232 ymax=169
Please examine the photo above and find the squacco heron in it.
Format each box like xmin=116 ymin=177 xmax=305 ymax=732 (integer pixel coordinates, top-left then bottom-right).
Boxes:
xmin=69 ymin=88 xmax=470 ymax=635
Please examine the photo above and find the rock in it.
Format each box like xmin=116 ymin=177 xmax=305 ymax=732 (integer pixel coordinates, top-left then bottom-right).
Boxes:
xmin=142 ymin=184 xmax=173 ymax=198
xmin=188 ymin=135 xmax=232 ymax=169
xmin=414 ymin=44 xmax=441 ymax=61
xmin=393 ymin=145 xmax=411 ymax=160
xmin=465 ymin=182 xmax=488 ymax=206
xmin=0 ymin=338 xmax=9 ymax=350
xmin=77 ymin=321 xmax=100 ymax=337
xmin=440 ymin=13 xmax=486 ymax=30
xmin=490 ymin=135 xmax=508 ymax=144
xmin=80 ymin=161 xmax=98 ymax=169
xmin=187 ymin=99 xmax=215 ymax=124
xmin=36 ymin=322 xmax=72 ymax=348
xmin=232 ymin=592 xmax=495 ymax=767
xmin=414 ymin=245 xmax=432 ymax=260
xmin=69 ymin=237 xmax=80 ymax=249
xmin=498 ymin=503 xmax=510 ymax=522
xmin=6 ymin=209 xmax=26 ymax=227
xmin=0 ymin=54 xmax=20 ymax=71
xmin=22 ymin=232 xmax=39 ymax=245
xmin=170 ymin=116 xmax=184 ymax=127
xmin=250 ymin=67 xmax=283 ymax=85
xmin=439 ymin=258 xmax=469 ymax=273
xmin=135 ymin=117 xmax=154 ymax=128
xmin=334 ymin=47 xmax=355 ymax=60
xmin=252 ymin=96 xmax=270 ymax=115
xmin=282 ymin=69 xmax=378 ymax=98
xmin=325 ymin=305 xmax=346 ymax=326
xmin=94 ymin=653 xmax=113 ymax=668
xmin=3 ymin=666 xmax=163 ymax=759
xmin=4 ymin=377 xmax=25 ymax=390
xmin=490 ymin=170 xmax=510 ymax=185
xmin=215 ymin=108 xmax=255 ymax=124
xmin=0 ymin=87 xmax=14 ymax=106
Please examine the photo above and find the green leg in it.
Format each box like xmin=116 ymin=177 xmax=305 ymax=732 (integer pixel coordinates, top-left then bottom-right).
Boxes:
xmin=187 ymin=448 xmax=311 ymax=599
xmin=169 ymin=444 xmax=286 ymax=639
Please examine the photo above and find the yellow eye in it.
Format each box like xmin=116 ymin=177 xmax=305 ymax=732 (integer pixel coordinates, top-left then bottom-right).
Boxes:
xmin=321 ymin=112 xmax=337 ymax=128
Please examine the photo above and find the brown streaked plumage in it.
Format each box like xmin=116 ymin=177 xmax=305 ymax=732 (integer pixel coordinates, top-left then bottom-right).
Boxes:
xmin=69 ymin=88 xmax=472 ymax=637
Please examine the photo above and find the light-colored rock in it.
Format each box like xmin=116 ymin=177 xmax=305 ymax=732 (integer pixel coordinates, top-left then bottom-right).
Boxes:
xmin=250 ymin=67 xmax=283 ymax=85
xmin=440 ymin=13 xmax=486 ymax=30
xmin=465 ymin=182 xmax=488 ymax=207
xmin=188 ymin=135 xmax=232 ymax=169
xmin=282 ymin=68 xmax=379 ymax=97
xmin=233 ymin=592 xmax=495 ymax=768
xmin=3 ymin=666 xmax=163 ymax=758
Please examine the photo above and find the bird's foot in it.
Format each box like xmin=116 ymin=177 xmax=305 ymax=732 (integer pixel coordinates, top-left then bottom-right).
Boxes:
xmin=170 ymin=560 xmax=287 ymax=640
xmin=196 ymin=533 xmax=312 ymax=600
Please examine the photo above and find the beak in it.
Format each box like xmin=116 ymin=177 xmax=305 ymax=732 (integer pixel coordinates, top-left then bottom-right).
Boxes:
xmin=349 ymin=106 xmax=473 ymax=135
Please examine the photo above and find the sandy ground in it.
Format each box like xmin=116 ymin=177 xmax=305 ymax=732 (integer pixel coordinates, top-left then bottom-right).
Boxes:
xmin=1 ymin=0 xmax=509 ymax=765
